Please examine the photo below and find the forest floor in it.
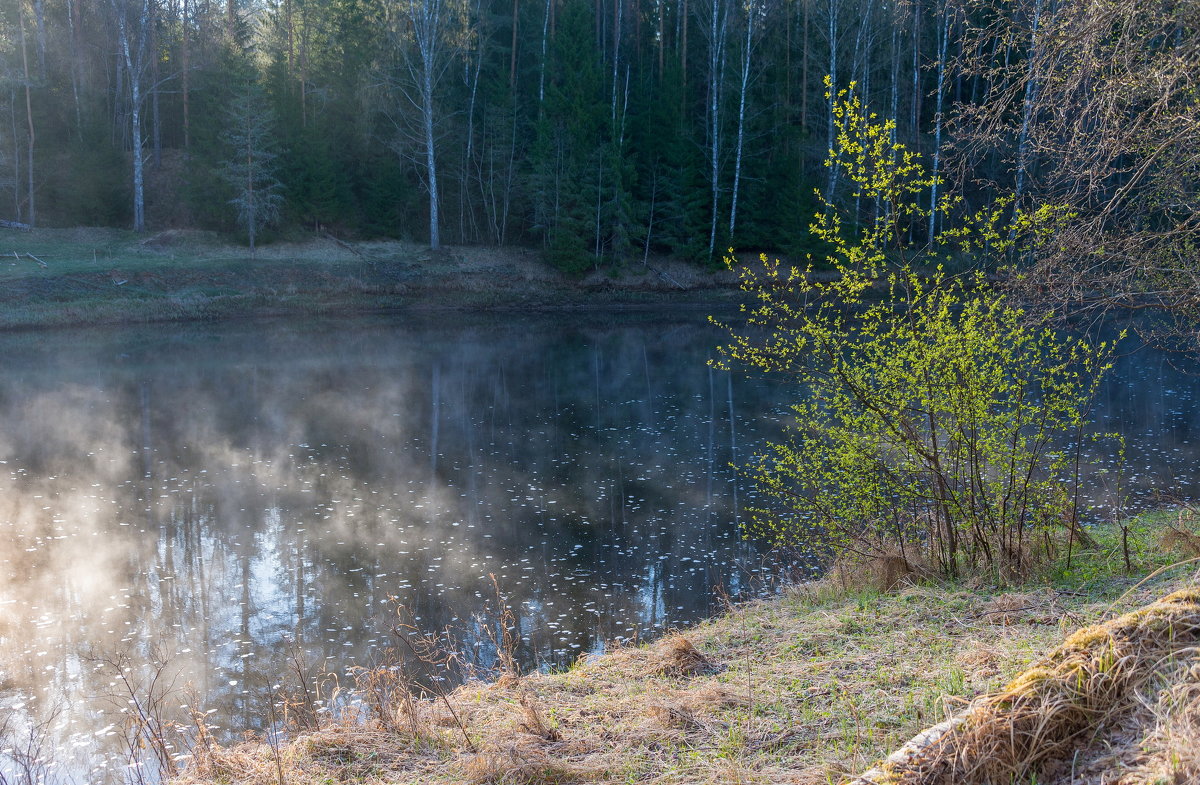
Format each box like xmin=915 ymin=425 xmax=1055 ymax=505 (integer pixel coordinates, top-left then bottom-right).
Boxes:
xmin=168 ymin=513 xmax=1200 ymax=785
xmin=0 ymin=227 xmax=744 ymax=330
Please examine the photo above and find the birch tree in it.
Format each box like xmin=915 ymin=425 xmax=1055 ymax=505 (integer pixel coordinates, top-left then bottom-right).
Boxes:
xmin=728 ymin=0 xmax=758 ymax=241
xmin=111 ymin=0 xmax=151 ymax=232
xmin=926 ymin=0 xmax=950 ymax=240
xmin=16 ymin=4 xmax=34 ymax=228
xmin=700 ymin=0 xmax=729 ymax=259
xmin=390 ymin=0 xmax=465 ymax=250
xmin=1011 ymin=0 xmax=1043 ymax=217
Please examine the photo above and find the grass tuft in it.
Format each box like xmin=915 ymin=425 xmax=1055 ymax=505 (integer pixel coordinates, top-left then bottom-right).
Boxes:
xmin=461 ymin=740 xmax=583 ymax=785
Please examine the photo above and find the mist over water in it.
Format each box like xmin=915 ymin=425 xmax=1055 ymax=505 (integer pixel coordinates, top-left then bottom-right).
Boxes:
xmin=0 ymin=311 xmax=1195 ymax=781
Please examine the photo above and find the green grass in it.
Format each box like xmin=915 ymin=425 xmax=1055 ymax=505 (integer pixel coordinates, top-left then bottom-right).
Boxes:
xmin=1044 ymin=510 xmax=1196 ymax=594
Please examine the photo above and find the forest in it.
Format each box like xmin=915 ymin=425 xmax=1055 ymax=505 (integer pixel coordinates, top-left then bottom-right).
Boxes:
xmin=0 ymin=0 xmax=1195 ymax=282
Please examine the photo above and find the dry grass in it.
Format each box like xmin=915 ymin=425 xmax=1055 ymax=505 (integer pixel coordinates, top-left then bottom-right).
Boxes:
xmin=601 ymin=634 xmax=721 ymax=678
xmin=1161 ymin=528 xmax=1200 ymax=558
xmin=166 ymin=518 xmax=1200 ymax=785
xmin=822 ymin=552 xmax=931 ymax=594
xmin=170 ymin=569 xmax=1197 ymax=785
xmin=847 ymin=587 xmax=1200 ymax=785
xmin=978 ymin=587 xmax=1071 ymax=626
xmin=461 ymin=739 xmax=584 ymax=785
xmin=1063 ymin=657 xmax=1200 ymax=784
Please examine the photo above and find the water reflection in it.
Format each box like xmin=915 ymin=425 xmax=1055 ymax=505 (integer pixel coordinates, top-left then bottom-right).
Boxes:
xmin=1093 ymin=343 xmax=1200 ymax=506
xmin=0 ymin=312 xmax=777 ymax=780
xmin=0 ymin=312 xmax=1196 ymax=781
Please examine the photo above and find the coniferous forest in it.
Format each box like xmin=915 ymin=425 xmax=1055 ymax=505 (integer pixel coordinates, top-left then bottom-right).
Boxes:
xmin=0 ymin=0 xmax=1195 ymax=280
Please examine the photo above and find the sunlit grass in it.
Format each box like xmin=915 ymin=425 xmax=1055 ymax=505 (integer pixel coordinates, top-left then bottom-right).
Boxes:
xmin=167 ymin=514 xmax=1200 ymax=785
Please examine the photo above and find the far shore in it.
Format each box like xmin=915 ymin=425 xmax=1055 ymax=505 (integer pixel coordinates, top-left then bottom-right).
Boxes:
xmin=0 ymin=227 xmax=749 ymax=331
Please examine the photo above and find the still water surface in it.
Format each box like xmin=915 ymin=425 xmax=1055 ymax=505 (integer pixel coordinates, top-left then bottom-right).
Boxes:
xmin=0 ymin=310 xmax=1195 ymax=780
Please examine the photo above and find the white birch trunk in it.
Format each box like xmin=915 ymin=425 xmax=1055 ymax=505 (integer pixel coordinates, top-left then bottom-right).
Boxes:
xmin=886 ymin=15 xmax=898 ymax=222
xmin=927 ymin=4 xmax=949 ymax=241
xmin=611 ymin=0 xmax=622 ymax=126
xmin=246 ymin=144 xmax=256 ymax=250
xmin=33 ymin=0 xmax=46 ymax=75
xmin=18 ymin=9 xmax=35 ymax=227
xmin=461 ymin=17 xmax=483 ymax=243
xmin=823 ymin=0 xmax=838 ymax=200
xmin=1014 ymin=0 xmax=1043 ymax=214
xmin=182 ymin=0 xmax=190 ymax=150
xmin=404 ymin=0 xmax=445 ymax=250
xmin=643 ymin=167 xmax=657 ymax=266
xmin=538 ymin=0 xmax=550 ymax=106
xmin=67 ymin=0 xmax=82 ymax=137
xmin=850 ymin=0 xmax=872 ymax=223
xmin=706 ymin=0 xmax=727 ymax=259
xmin=423 ymin=65 xmax=440 ymax=249
xmin=116 ymin=0 xmax=150 ymax=233
xmin=910 ymin=0 xmax=919 ymax=139
xmin=729 ymin=1 xmax=753 ymax=239
xmin=594 ymin=154 xmax=603 ymax=261
xmin=10 ymin=90 xmax=22 ymax=222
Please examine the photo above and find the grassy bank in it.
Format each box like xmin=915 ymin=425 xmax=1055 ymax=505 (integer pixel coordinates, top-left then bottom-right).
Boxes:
xmin=168 ymin=513 xmax=1200 ymax=785
xmin=0 ymin=228 xmax=742 ymax=330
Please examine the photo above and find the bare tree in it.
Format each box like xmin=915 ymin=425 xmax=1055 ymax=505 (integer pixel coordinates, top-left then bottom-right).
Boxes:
xmin=537 ymin=0 xmax=549 ymax=106
xmin=728 ymin=0 xmax=758 ymax=241
xmin=458 ymin=0 xmax=485 ymax=243
xmin=390 ymin=0 xmax=465 ymax=250
xmin=17 ymin=3 xmax=34 ymax=227
xmin=700 ymin=0 xmax=728 ymax=259
xmin=111 ymin=0 xmax=152 ymax=232
xmin=822 ymin=0 xmax=839 ymax=200
xmin=181 ymin=0 xmax=191 ymax=150
xmin=1010 ymin=0 xmax=1042 ymax=216
xmin=954 ymin=0 xmax=1200 ymax=344
xmin=926 ymin=0 xmax=951 ymax=239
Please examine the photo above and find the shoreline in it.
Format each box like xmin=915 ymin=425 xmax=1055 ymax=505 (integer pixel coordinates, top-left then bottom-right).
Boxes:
xmin=165 ymin=516 xmax=1200 ymax=785
xmin=0 ymin=227 xmax=747 ymax=332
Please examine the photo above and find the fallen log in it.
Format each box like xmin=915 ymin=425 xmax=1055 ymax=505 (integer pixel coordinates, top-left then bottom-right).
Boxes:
xmin=10 ymin=251 xmax=46 ymax=268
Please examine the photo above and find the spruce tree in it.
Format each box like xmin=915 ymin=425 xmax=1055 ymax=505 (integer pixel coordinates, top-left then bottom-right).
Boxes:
xmin=220 ymin=85 xmax=284 ymax=251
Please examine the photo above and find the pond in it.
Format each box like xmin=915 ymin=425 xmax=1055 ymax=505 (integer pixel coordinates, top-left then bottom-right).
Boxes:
xmin=0 ymin=310 xmax=1194 ymax=781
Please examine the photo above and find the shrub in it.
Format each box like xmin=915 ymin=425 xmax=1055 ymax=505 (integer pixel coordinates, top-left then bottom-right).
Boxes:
xmin=713 ymin=81 xmax=1119 ymax=581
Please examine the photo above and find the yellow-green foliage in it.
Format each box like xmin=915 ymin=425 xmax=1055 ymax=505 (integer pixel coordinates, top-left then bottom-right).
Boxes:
xmin=713 ymin=82 xmax=1120 ymax=581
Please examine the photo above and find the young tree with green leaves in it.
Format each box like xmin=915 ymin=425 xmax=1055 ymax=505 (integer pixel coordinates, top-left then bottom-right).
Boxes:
xmin=714 ymin=83 xmax=1119 ymax=581
xmin=220 ymin=86 xmax=284 ymax=251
